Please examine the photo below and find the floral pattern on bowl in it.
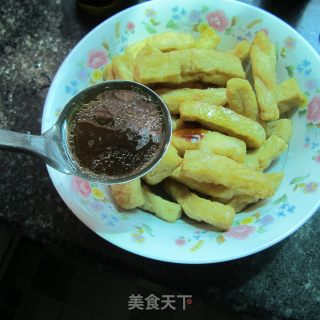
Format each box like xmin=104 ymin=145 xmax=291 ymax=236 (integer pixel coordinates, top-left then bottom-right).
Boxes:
xmin=42 ymin=0 xmax=320 ymax=263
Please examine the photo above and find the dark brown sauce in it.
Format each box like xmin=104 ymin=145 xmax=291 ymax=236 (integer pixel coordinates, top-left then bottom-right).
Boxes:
xmin=68 ymin=89 xmax=164 ymax=179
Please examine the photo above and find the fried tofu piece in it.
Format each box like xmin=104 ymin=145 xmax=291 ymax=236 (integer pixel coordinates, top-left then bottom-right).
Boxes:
xmin=250 ymin=31 xmax=279 ymax=121
xmin=182 ymin=150 xmax=284 ymax=199
xmin=159 ymin=88 xmax=227 ymax=115
xmin=140 ymin=185 xmax=182 ymax=222
xmin=125 ymin=39 xmax=147 ymax=57
xmin=146 ymin=32 xmax=196 ymax=52
xmin=228 ymin=40 xmax=250 ymax=61
xmin=164 ymin=179 xmax=235 ymax=231
xmin=199 ymin=131 xmax=247 ymax=163
xmin=134 ymin=48 xmax=245 ymax=86
xmin=265 ymin=119 xmax=292 ymax=143
xmin=112 ymin=54 xmax=134 ymax=80
xmin=171 ymin=165 xmax=234 ymax=200
xmin=111 ymin=40 xmax=148 ymax=80
xmin=227 ymin=195 xmax=259 ymax=213
xmin=103 ymin=63 xmax=115 ymax=80
xmin=226 ymin=78 xmax=259 ymax=120
xmin=172 ymin=128 xmax=208 ymax=155
xmin=245 ymin=135 xmax=288 ymax=171
xmin=180 ymin=101 xmax=266 ymax=148
xmin=196 ymin=22 xmax=220 ymax=49
xmin=110 ymin=179 xmax=145 ymax=209
xmin=277 ymin=78 xmax=307 ymax=114
xmin=142 ymin=145 xmax=182 ymax=185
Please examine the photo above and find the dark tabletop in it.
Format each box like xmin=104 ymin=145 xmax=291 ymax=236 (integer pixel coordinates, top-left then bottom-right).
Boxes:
xmin=0 ymin=0 xmax=320 ymax=319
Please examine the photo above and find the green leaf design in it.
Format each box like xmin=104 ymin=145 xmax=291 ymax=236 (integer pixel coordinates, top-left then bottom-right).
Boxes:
xmin=304 ymin=91 xmax=310 ymax=97
xmin=307 ymin=123 xmax=315 ymax=128
xmin=165 ymin=19 xmax=179 ymax=30
xmin=201 ymin=5 xmax=209 ymax=13
xmin=272 ymin=194 xmax=287 ymax=205
xmin=280 ymin=47 xmax=286 ymax=58
xmin=275 ymin=42 xmax=279 ymax=62
xmin=286 ymin=66 xmax=295 ymax=78
xmin=142 ymin=223 xmax=154 ymax=236
xmin=115 ymin=21 xmax=121 ymax=38
xmin=224 ymin=27 xmax=233 ymax=36
xmin=190 ymin=240 xmax=204 ymax=252
xmin=257 ymin=226 xmax=265 ymax=233
xmin=299 ymin=109 xmax=307 ymax=118
xmin=252 ymin=212 xmax=261 ymax=219
xmin=216 ymin=234 xmax=225 ymax=245
xmin=247 ymin=19 xmax=262 ymax=29
xmin=142 ymin=22 xmax=157 ymax=33
xmin=231 ymin=16 xmax=238 ymax=27
xmin=293 ymin=184 xmax=298 ymax=191
xmin=150 ymin=18 xmax=160 ymax=26
xmin=316 ymin=88 xmax=320 ymax=94
xmin=289 ymin=174 xmax=309 ymax=185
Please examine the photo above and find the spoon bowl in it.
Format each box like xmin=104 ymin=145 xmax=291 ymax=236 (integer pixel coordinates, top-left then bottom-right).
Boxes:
xmin=0 ymin=80 xmax=172 ymax=184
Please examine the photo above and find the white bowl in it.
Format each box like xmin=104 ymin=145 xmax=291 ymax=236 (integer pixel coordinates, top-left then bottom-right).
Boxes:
xmin=42 ymin=0 xmax=320 ymax=263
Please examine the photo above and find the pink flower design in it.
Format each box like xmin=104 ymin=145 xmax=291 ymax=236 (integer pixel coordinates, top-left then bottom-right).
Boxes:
xmin=225 ymin=225 xmax=255 ymax=240
xmin=306 ymin=96 xmax=320 ymax=124
xmin=175 ymin=238 xmax=186 ymax=246
xmin=87 ymin=50 xmax=107 ymax=69
xmin=206 ymin=10 xmax=229 ymax=32
xmin=285 ymin=36 xmax=296 ymax=50
xmin=315 ymin=155 xmax=320 ymax=163
xmin=72 ymin=176 xmax=91 ymax=197
xmin=126 ymin=21 xmax=135 ymax=31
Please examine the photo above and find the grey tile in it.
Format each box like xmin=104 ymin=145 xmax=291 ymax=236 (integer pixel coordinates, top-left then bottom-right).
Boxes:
xmin=60 ymin=305 xmax=100 ymax=320
xmin=15 ymin=292 xmax=63 ymax=320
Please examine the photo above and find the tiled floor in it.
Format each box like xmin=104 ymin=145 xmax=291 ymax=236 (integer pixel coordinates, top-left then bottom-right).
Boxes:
xmin=0 ymin=227 xmax=253 ymax=320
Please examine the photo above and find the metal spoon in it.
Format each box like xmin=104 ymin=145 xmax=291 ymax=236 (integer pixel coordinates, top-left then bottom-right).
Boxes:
xmin=0 ymin=80 xmax=172 ymax=184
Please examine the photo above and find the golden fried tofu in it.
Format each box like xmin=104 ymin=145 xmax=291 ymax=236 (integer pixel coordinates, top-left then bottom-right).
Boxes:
xmin=196 ymin=22 xmax=220 ymax=49
xmin=226 ymin=78 xmax=259 ymax=120
xmin=134 ymin=48 xmax=245 ymax=86
xmin=147 ymin=32 xmax=196 ymax=52
xmin=182 ymin=150 xmax=284 ymax=199
xmin=112 ymin=54 xmax=134 ymax=80
xmin=171 ymin=165 xmax=234 ymax=200
xmin=250 ymin=31 xmax=279 ymax=121
xmin=179 ymin=101 xmax=266 ymax=148
xmin=277 ymin=78 xmax=307 ymax=114
xmin=228 ymin=40 xmax=250 ymax=61
xmin=110 ymin=179 xmax=145 ymax=209
xmin=199 ymin=131 xmax=247 ymax=163
xmin=140 ymin=185 xmax=182 ymax=222
xmin=164 ymin=179 xmax=235 ymax=231
xmin=125 ymin=39 xmax=147 ymax=57
xmin=142 ymin=145 xmax=182 ymax=185
xmin=245 ymin=135 xmax=288 ymax=171
xmin=227 ymin=195 xmax=259 ymax=213
xmin=172 ymin=128 xmax=208 ymax=155
xmin=265 ymin=119 xmax=292 ymax=143
xmin=159 ymin=88 xmax=227 ymax=114
xmin=103 ymin=63 xmax=115 ymax=80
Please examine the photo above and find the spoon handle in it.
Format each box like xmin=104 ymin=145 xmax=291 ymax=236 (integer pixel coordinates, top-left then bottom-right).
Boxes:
xmin=0 ymin=128 xmax=73 ymax=174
